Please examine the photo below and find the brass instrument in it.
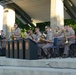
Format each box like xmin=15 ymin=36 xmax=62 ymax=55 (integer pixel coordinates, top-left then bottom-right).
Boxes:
xmin=41 ymin=34 xmax=45 ymax=39
xmin=53 ymin=28 xmax=60 ymax=38
xmin=10 ymin=35 xmax=14 ymax=40
xmin=10 ymin=32 xmax=15 ymax=40
xmin=63 ymin=29 xmax=68 ymax=44
xmin=38 ymin=34 xmax=46 ymax=43
xmin=10 ymin=27 xmax=15 ymax=40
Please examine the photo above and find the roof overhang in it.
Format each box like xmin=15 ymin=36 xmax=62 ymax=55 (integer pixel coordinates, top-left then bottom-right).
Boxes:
xmin=12 ymin=0 xmax=50 ymax=23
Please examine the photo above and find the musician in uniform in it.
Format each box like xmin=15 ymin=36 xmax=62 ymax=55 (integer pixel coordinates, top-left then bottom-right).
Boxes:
xmin=35 ymin=27 xmax=42 ymax=42
xmin=10 ymin=32 xmax=15 ymax=40
xmin=0 ymin=30 xmax=6 ymax=48
xmin=14 ymin=24 xmax=21 ymax=40
xmin=0 ymin=30 xmax=6 ymax=39
xmin=41 ymin=26 xmax=54 ymax=58
xmin=34 ymin=27 xmax=44 ymax=58
xmin=24 ymin=31 xmax=29 ymax=39
xmin=27 ymin=30 xmax=36 ymax=41
xmin=54 ymin=27 xmax=65 ymax=56
xmin=63 ymin=26 xmax=75 ymax=57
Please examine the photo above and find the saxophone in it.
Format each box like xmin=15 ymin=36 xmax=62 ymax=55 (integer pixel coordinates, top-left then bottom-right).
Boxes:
xmin=10 ymin=28 xmax=15 ymax=40
xmin=10 ymin=35 xmax=14 ymax=40
xmin=64 ymin=29 xmax=68 ymax=44
xmin=10 ymin=32 xmax=15 ymax=40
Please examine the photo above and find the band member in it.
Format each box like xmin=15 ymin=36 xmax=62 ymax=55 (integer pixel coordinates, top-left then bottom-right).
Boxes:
xmin=54 ymin=27 xmax=65 ymax=56
xmin=63 ymin=26 xmax=75 ymax=57
xmin=10 ymin=32 xmax=15 ymax=40
xmin=0 ymin=30 xmax=6 ymax=48
xmin=14 ymin=24 xmax=21 ymax=40
xmin=27 ymin=30 xmax=36 ymax=41
xmin=54 ymin=26 xmax=60 ymax=37
xmin=35 ymin=27 xmax=42 ymax=43
xmin=41 ymin=26 xmax=54 ymax=58
xmin=0 ymin=30 xmax=6 ymax=39
xmin=24 ymin=31 xmax=29 ymax=39
xmin=35 ymin=27 xmax=44 ymax=58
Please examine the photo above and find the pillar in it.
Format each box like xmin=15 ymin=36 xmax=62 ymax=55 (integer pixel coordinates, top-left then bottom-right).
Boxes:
xmin=3 ymin=8 xmax=15 ymax=39
xmin=0 ymin=5 xmax=3 ymax=31
xmin=50 ymin=0 xmax=64 ymax=29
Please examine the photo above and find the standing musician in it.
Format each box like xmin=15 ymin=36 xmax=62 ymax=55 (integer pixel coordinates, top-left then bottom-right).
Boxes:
xmin=10 ymin=32 xmax=15 ymax=40
xmin=14 ymin=23 xmax=21 ymax=40
xmin=0 ymin=30 xmax=6 ymax=39
xmin=0 ymin=30 xmax=6 ymax=49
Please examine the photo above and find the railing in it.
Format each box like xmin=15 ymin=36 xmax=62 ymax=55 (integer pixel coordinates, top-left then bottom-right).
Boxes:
xmin=0 ymin=39 xmax=6 ymax=49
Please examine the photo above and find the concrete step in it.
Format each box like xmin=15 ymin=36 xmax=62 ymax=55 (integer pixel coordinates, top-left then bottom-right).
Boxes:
xmin=0 ymin=66 xmax=75 ymax=75
xmin=0 ymin=57 xmax=76 ymax=69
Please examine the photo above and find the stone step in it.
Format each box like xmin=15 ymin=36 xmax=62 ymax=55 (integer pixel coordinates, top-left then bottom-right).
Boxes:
xmin=0 ymin=66 xmax=75 ymax=75
xmin=0 ymin=57 xmax=76 ymax=69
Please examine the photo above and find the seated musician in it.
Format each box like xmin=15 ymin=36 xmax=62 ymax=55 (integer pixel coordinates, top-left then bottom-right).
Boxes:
xmin=63 ymin=26 xmax=75 ymax=57
xmin=27 ymin=30 xmax=36 ymax=41
xmin=41 ymin=26 xmax=54 ymax=58
xmin=24 ymin=31 xmax=29 ymax=39
xmin=54 ymin=27 xmax=65 ymax=57
xmin=35 ymin=27 xmax=44 ymax=58
xmin=35 ymin=27 xmax=42 ymax=43
xmin=54 ymin=27 xmax=65 ymax=46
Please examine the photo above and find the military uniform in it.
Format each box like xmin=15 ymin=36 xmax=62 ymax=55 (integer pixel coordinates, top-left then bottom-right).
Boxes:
xmin=35 ymin=32 xmax=42 ymax=57
xmin=56 ymin=30 xmax=65 ymax=47
xmin=35 ymin=32 xmax=42 ymax=42
xmin=24 ymin=32 xmax=29 ymax=39
xmin=42 ymin=30 xmax=54 ymax=55
xmin=28 ymin=34 xmax=36 ymax=41
xmin=14 ymin=28 xmax=21 ymax=40
xmin=63 ymin=28 xmax=75 ymax=56
xmin=0 ymin=33 xmax=6 ymax=48
xmin=54 ymin=29 xmax=65 ymax=56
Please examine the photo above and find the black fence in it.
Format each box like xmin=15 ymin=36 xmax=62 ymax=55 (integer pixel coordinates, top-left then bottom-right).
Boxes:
xmin=6 ymin=38 xmax=38 ymax=60
xmin=0 ymin=40 xmax=6 ymax=56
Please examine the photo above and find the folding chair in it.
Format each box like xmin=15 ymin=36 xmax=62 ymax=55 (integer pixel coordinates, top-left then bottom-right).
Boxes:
xmin=50 ymin=38 xmax=59 ymax=57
